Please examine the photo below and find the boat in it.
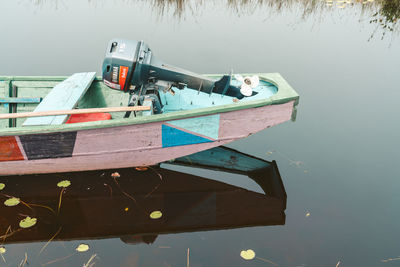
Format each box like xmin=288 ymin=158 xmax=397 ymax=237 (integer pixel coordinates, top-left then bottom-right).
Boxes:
xmin=0 ymin=146 xmax=286 ymax=248
xmin=0 ymin=72 xmax=299 ymax=175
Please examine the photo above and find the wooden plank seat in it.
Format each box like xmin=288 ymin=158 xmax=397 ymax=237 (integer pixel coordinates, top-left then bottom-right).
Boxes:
xmin=23 ymin=72 xmax=96 ymax=126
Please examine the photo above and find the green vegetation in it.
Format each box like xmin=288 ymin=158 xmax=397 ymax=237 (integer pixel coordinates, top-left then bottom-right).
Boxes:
xmin=150 ymin=0 xmax=400 ymax=39
xmin=29 ymin=0 xmax=400 ymax=39
xmin=369 ymin=0 xmax=400 ymax=39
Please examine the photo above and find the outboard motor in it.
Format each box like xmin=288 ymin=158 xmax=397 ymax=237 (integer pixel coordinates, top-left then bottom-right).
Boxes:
xmin=102 ymin=39 xmax=243 ymax=102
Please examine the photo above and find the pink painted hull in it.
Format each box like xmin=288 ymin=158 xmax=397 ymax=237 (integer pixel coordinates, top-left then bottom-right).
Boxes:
xmin=0 ymin=101 xmax=294 ymax=175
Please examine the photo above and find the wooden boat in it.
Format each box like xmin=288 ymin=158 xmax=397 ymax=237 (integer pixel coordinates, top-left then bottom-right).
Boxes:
xmin=0 ymin=146 xmax=286 ymax=247
xmin=0 ymin=73 xmax=299 ymax=175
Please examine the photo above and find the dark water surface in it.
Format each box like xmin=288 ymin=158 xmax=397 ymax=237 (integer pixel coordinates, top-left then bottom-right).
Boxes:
xmin=0 ymin=0 xmax=400 ymax=266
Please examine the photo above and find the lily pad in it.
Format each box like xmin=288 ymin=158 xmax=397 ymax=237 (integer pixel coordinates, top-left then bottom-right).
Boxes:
xmin=240 ymin=249 xmax=256 ymax=260
xmin=4 ymin=197 xmax=20 ymax=207
xmin=111 ymin=172 xmax=120 ymax=178
xmin=19 ymin=216 xmax=37 ymax=228
xmin=57 ymin=180 xmax=71 ymax=188
xmin=76 ymin=243 xmax=89 ymax=252
xmin=0 ymin=183 xmax=5 ymax=191
xmin=0 ymin=246 xmax=5 ymax=254
xmin=150 ymin=210 xmax=162 ymax=219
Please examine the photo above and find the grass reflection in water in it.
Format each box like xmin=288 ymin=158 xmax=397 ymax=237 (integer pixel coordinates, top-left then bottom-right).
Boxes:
xmin=28 ymin=0 xmax=400 ymax=39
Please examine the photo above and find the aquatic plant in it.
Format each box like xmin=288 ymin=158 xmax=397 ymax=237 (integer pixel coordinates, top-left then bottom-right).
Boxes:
xmin=27 ymin=0 xmax=400 ymax=39
xmin=150 ymin=210 xmax=163 ymax=219
xmin=19 ymin=216 xmax=37 ymax=228
xmin=240 ymin=249 xmax=256 ymax=260
xmin=57 ymin=179 xmax=71 ymax=213
xmin=369 ymin=0 xmax=400 ymax=39
xmin=4 ymin=197 xmax=20 ymax=207
xmin=76 ymin=243 xmax=90 ymax=252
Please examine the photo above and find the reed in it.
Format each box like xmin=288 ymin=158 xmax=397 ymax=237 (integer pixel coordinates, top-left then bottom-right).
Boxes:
xmin=28 ymin=0 xmax=399 ymax=37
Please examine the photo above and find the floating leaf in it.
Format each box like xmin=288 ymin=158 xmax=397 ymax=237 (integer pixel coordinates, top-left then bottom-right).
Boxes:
xmin=19 ymin=216 xmax=37 ymax=228
xmin=0 ymin=246 xmax=5 ymax=254
xmin=266 ymin=150 xmax=276 ymax=155
xmin=4 ymin=197 xmax=20 ymax=207
xmin=76 ymin=243 xmax=89 ymax=252
xmin=0 ymin=183 xmax=5 ymax=191
xmin=240 ymin=249 xmax=256 ymax=260
xmin=111 ymin=172 xmax=120 ymax=178
xmin=57 ymin=180 xmax=71 ymax=188
xmin=381 ymin=257 xmax=400 ymax=263
xmin=135 ymin=167 xmax=148 ymax=171
xmin=150 ymin=210 xmax=162 ymax=219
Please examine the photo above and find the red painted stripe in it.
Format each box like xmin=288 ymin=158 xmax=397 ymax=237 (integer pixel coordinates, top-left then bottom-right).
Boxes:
xmin=66 ymin=113 xmax=112 ymax=123
xmin=0 ymin=136 xmax=24 ymax=162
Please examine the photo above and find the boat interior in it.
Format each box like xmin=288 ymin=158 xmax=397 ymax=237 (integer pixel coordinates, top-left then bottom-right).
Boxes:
xmin=0 ymin=74 xmax=278 ymax=128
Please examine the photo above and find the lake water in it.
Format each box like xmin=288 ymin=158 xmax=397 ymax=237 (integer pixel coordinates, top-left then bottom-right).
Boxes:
xmin=0 ymin=0 xmax=400 ymax=266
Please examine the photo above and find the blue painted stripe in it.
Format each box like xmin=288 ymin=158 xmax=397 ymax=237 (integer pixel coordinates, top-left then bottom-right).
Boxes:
xmin=167 ymin=114 xmax=220 ymax=140
xmin=162 ymin=124 xmax=213 ymax=148
xmin=0 ymin=97 xmax=42 ymax=104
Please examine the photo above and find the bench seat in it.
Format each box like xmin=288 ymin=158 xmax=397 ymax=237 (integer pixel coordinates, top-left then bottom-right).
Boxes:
xmin=23 ymin=72 xmax=96 ymax=126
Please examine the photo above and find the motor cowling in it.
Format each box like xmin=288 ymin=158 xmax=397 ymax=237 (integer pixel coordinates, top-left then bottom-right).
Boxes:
xmin=102 ymin=38 xmax=246 ymax=99
xmin=102 ymin=39 xmax=152 ymax=92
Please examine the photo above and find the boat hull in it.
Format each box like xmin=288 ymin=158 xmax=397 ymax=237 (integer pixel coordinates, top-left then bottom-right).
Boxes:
xmin=0 ymin=101 xmax=295 ymax=175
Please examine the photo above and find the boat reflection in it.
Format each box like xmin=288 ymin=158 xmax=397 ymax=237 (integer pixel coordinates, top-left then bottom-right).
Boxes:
xmin=0 ymin=146 xmax=286 ymax=245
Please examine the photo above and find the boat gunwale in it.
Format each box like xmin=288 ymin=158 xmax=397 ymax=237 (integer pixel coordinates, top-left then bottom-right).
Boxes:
xmin=0 ymin=73 xmax=299 ymax=136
